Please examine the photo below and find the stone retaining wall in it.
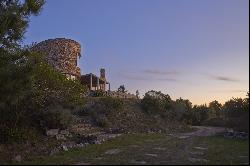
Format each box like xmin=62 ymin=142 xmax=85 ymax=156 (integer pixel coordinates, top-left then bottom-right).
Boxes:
xmin=106 ymin=91 xmax=137 ymax=99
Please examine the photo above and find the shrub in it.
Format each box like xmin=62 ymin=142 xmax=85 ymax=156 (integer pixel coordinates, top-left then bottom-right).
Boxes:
xmin=223 ymin=97 xmax=249 ymax=132
xmin=99 ymin=97 xmax=124 ymax=110
xmin=141 ymin=90 xmax=171 ymax=113
xmin=202 ymin=118 xmax=226 ymax=127
xmin=0 ymin=127 xmax=39 ymax=143
xmin=182 ymin=105 xmax=209 ymax=126
xmin=81 ymin=97 xmax=124 ymax=127
xmin=92 ymin=90 xmax=107 ymax=97
xmin=94 ymin=115 xmax=110 ymax=127
xmin=39 ymin=106 xmax=74 ymax=130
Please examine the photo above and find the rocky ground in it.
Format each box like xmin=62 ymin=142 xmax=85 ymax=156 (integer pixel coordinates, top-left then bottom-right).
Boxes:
xmin=10 ymin=126 xmax=249 ymax=165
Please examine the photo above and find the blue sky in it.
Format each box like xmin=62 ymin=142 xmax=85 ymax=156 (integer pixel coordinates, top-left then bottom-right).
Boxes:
xmin=23 ymin=0 xmax=249 ymax=104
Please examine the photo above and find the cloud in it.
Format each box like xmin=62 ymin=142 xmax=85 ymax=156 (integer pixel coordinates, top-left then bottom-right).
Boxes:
xmin=118 ymin=72 xmax=148 ymax=81
xmin=118 ymin=71 xmax=180 ymax=82
xmin=142 ymin=69 xmax=180 ymax=75
xmin=204 ymin=73 xmax=240 ymax=82
xmin=210 ymin=90 xmax=248 ymax=93
xmin=157 ymin=78 xmax=179 ymax=82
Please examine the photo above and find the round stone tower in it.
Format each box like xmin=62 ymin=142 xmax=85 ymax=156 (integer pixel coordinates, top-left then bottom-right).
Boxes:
xmin=33 ymin=38 xmax=82 ymax=79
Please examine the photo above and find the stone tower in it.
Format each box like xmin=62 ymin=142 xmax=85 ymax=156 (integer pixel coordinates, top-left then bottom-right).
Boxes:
xmin=32 ymin=38 xmax=81 ymax=79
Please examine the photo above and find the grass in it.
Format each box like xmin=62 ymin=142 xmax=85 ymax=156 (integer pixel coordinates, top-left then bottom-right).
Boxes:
xmin=11 ymin=133 xmax=249 ymax=165
xmin=194 ymin=136 xmax=249 ymax=165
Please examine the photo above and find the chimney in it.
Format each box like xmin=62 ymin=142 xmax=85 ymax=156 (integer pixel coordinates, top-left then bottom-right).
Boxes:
xmin=100 ymin=68 xmax=105 ymax=80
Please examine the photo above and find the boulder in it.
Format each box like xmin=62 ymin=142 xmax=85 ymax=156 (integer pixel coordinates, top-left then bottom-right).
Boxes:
xmin=46 ymin=129 xmax=59 ymax=137
xmin=62 ymin=145 xmax=68 ymax=151
xmin=60 ymin=129 xmax=70 ymax=136
xmin=56 ymin=134 xmax=67 ymax=140
xmin=13 ymin=155 xmax=22 ymax=162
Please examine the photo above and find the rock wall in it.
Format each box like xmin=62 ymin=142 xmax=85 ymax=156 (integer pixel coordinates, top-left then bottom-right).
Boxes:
xmin=107 ymin=91 xmax=137 ymax=99
xmin=33 ymin=38 xmax=82 ymax=78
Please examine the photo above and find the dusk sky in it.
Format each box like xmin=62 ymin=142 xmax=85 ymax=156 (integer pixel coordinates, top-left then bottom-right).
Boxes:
xmin=23 ymin=0 xmax=249 ymax=105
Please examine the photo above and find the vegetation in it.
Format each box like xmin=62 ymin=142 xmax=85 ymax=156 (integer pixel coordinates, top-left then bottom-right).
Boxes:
xmin=141 ymin=90 xmax=172 ymax=113
xmin=117 ymin=85 xmax=127 ymax=93
xmin=0 ymin=1 xmax=248 ymax=164
xmin=0 ymin=0 xmax=45 ymax=49
xmin=12 ymin=134 xmax=249 ymax=165
xmin=141 ymin=90 xmax=249 ymax=132
xmin=0 ymin=0 xmax=87 ymax=143
xmin=83 ymin=97 xmax=124 ymax=127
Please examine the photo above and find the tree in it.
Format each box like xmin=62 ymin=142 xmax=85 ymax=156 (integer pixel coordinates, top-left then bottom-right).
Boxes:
xmin=0 ymin=0 xmax=88 ymax=142
xmin=136 ymin=90 xmax=139 ymax=99
xmin=223 ymin=96 xmax=249 ymax=132
xmin=0 ymin=0 xmax=45 ymax=49
xmin=118 ymin=85 xmax=127 ymax=93
xmin=208 ymin=100 xmax=222 ymax=118
xmin=0 ymin=50 xmax=87 ymax=142
xmin=190 ymin=104 xmax=209 ymax=125
xmin=141 ymin=90 xmax=172 ymax=113
xmin=176 ymin=97 xmax=192 ymax=111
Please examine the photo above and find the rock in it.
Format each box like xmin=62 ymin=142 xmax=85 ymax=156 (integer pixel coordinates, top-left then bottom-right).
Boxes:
xmin=46 ymin=129 xmax=59 ymax=137
xmin=188 ymin=157 xmax=208 ymax=163
xmin=74 ymin=162 xmax=91 ymax=165
xmin=130 ymin=145 xmax=140 ymax=148
xmin=145 ymin=153 xmax=158 ymax=157
xmin=154 ymin=147 xmax=166 ymax=151
xmin=13 ymin=155 xmax=22 ymax=162
xmin=62 ymin=145 xmax=68 ymax=151
xmin=130 ymin=160 xmax=147 ymax=165
xmin=60 ymin=129 xmax=70 ymax=136
xmin=56 ymin=134 xmax=67 ymax=140
xmin=238 ymin=155 xmax=248 ymax=158
xmin=104 ymin=149 xmax=122 ymax=155
xmin=95 ymin=157 xmax=103 ymax=160
xmin=75 ymin=135 xmax=98 ymax=144
xmin=224 ymin=131 xmax=248 ymax=139
xmin=189 ymin=151 xmax=204 ymax=155
xmin=50 ymin=148 xmax=60 ymax=156
xmin=194 ymin=147 xmax=208 ymax=150
xmin=178 ymin=136 xmax=190 ymax=139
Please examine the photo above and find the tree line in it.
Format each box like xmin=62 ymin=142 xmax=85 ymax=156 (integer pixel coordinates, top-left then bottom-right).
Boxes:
xmin=141 ymin=90 xmax=249 ymax=132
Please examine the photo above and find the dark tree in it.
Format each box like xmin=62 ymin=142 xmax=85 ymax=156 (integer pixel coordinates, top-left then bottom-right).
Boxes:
xmin=209 ymin=100 xmax=222 ymax=118
xmin=118 ymin=85 xmax=126 ymax=93
xmin=0 ymin=0 xmax=45 ymax=49
xmin=136 ymin=90 xmax=139 ymax=99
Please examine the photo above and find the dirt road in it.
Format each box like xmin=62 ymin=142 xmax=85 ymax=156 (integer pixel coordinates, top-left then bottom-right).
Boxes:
xmin=171 ymin=126 xmax=227 ymax=138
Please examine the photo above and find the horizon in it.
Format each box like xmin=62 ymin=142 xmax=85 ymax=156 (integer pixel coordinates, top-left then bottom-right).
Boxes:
xmin=23 ymin=0 xmax=249 ymax=105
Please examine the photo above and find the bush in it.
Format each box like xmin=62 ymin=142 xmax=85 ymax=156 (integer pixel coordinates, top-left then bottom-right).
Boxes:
xmin=80 ymin=97 xmax=124 ymax=127
xmin=223 ymin=97 xmax=249 ymax=132
xmin=182 ymin=105 xmax=209 ymax=126
xmin=141 ymin=90 xmax=171 ymax=113
xmin=99 ymin=97 xmax=124 ymax=110
xmin=94 ymin=115 xmax=110 ymax=127
xmin=92 ymin=90 xmax=107 ymax=97
xmin=39 ymin=106 xmax=74 ymax=130
xmin=0 ymin=127 xmax=39 ymax=143
xmin=202 ymin=118 xmax=226 ymax=127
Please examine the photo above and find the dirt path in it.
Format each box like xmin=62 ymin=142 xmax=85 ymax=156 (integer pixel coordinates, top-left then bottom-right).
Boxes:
xmin=171 ymin=126 xmax=227 ymax=139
